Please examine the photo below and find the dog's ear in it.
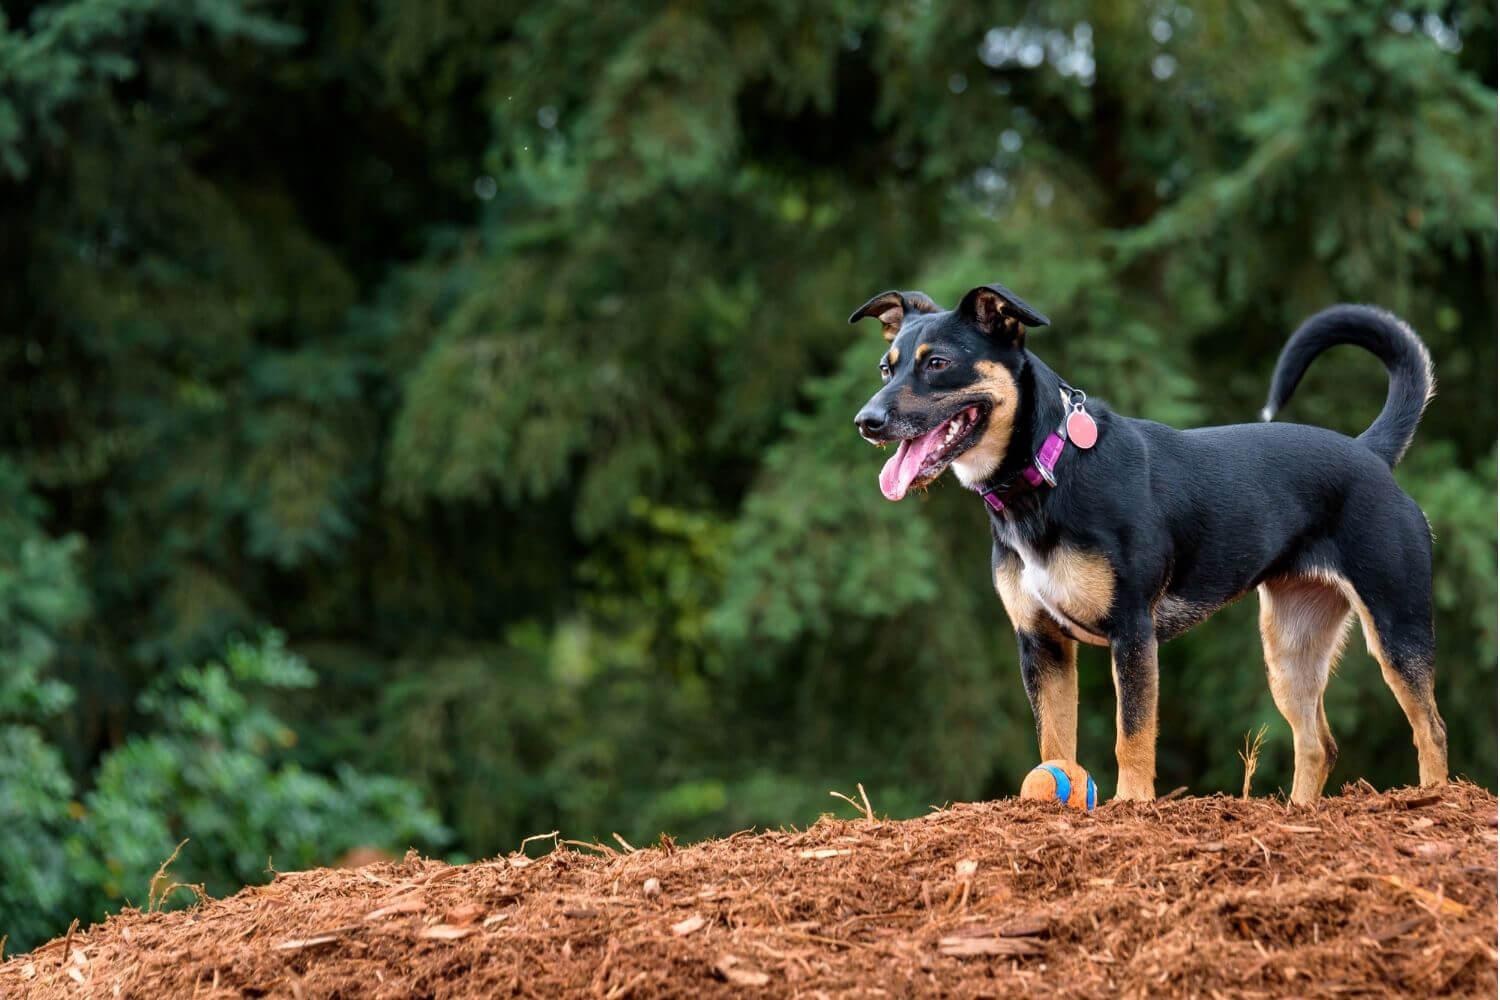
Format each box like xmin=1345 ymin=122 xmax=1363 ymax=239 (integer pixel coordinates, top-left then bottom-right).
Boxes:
xmin=847 ymin=290 xmax=943 ymax=342
xmin=958 ymin=283 xmax=1049 ymax=345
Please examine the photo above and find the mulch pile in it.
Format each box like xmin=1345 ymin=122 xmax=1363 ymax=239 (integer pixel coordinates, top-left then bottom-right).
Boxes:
xmin=4 ymin=782 xmax=1495 ymax=998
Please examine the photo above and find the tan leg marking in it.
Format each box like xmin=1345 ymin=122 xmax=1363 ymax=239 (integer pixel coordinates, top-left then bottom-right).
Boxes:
xmin=996 ymin=558 xmax=1078 ymax=762
xmin=1258 ymin=576 xmax=1352 ymax=804
xmin=1036 ymin=654 xmax=1078 ymax=762
xmin=1384 ymin=671 xmax=1448 ymax=787
xmin=1313 ymin=569 xmax=1448 ymax=788
xmin=1111 ymin=638 xmax=1158 ymax=801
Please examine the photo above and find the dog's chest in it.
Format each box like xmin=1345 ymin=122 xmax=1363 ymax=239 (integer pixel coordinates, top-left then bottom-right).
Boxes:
xmin=997 ymin=523 xmax=1114 ymax=646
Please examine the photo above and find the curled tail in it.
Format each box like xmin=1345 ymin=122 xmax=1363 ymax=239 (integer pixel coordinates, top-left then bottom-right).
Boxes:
xmin=1260 ymin=304 xmax=1435 ymax=467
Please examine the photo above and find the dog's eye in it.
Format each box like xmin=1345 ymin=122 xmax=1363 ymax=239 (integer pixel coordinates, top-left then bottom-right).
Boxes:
xmin=878 ymin=363 xmax=892 ymax=382
xmin=925 ymin=357 xmax=950 ymax=372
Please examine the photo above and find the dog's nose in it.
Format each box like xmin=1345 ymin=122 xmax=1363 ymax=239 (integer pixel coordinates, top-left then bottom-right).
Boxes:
xmin=855 ymin=405 xmax=891 ymax=438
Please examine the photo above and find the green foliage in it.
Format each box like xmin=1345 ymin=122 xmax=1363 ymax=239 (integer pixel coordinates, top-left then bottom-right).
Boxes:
xmin=0 ymin=461 xmax=442 ymax=949
xmin=1 ymin=0 xmax=1494 ymax=948
xmin=0 ymin=459 xmax=88 ymax=947
xmin=71 ymin=633 xmax=446 ymax=914
xmin=0 ymin=0 xmax=299 ymax=178
xmin=0 ymin=459 xmax=84 ymax=717
xmin=0 ymin=625 xmax=446 ymax=951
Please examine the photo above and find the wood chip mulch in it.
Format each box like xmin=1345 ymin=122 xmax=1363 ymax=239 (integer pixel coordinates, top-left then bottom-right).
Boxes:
xmin=3 ymin=781 xmax=1495 ymax=998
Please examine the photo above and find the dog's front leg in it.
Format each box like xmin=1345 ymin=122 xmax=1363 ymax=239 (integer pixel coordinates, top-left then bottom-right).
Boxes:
xmin=1110 ymin=626 xmax=1158 ymax=801
xmin=996 ymin=552 xmax=1079 ymax=762
xmin=1017 ymin=623 xmax=1078 ymax=762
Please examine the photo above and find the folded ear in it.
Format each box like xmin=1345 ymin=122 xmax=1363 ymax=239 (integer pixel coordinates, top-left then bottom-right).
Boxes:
xmin=957 ymin=283 xmax=1049 ymax=345
xmin=847 ymin=290 xmax=943 ymax=342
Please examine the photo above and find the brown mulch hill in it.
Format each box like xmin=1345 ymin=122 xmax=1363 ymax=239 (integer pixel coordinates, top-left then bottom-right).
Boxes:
xmin=3 ymin=783 xmax=1496 ymax=999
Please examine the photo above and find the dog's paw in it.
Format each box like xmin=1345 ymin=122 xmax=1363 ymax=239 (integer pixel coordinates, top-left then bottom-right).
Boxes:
xmin=1112 ymin=779 xmax=1156 ymax=802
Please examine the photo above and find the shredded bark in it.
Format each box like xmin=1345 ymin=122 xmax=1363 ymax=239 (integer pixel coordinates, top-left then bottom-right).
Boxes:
xmin=3 ymin=782 xmax=1495 ymax=998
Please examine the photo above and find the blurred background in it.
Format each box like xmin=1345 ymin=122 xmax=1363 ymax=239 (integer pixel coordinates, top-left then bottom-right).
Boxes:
xmin=1 ymin=0 xmax=1494 ymax=949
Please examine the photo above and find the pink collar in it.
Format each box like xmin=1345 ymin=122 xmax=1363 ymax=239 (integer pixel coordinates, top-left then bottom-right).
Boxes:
xmin=975 ymin=428 xmax=1066 ymax=513
xmin=974 ymin=383 xmax=1087 ymax=513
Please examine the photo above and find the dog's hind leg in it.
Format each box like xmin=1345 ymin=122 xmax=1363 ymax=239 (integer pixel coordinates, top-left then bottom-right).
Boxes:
xmin=1259 ymin=576 xmax=1353 ymax=804
xmin=1331 ymin=570 xmax=1448 ymax=788
xmin=1379 ymin=654 xmax=1447 ymax=787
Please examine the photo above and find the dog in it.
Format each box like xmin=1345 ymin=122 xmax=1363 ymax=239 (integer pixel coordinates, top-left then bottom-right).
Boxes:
xmin=850 ymin=283 xmax=1447 ymax=804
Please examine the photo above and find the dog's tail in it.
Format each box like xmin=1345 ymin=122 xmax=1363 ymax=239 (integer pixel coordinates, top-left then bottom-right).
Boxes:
xmin=1260 ymin=304 xmax=1434 ymax=468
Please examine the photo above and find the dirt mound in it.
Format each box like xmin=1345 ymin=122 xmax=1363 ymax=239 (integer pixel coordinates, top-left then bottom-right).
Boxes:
xmin=4 ymin=782 xmax=1495 ymax=998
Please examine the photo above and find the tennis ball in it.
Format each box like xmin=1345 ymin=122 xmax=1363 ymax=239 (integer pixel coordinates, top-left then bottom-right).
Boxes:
xmin=1019 ymin=759 xmax=1098 ymax=811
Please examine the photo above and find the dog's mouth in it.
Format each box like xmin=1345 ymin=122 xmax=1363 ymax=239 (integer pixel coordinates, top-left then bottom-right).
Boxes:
xmin=878 ymin=404 xmax=989 ymax=501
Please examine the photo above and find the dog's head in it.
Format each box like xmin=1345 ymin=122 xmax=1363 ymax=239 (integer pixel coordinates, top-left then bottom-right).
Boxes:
xmin=850 ymin=283 xmax=1049 ymax=500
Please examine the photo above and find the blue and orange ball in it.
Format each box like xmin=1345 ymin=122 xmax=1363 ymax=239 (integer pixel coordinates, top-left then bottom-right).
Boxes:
xmin=1020 ymin=759 xmax=1098 ymax=811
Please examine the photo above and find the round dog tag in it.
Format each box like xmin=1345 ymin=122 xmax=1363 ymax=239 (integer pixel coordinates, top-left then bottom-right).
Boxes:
xmin=1067 ymin=407 xmax=1098 ymax=449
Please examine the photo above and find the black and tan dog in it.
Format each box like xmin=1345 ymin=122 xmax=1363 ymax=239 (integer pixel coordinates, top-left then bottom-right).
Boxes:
xmin=850 ymin=284 xmax=1447 ymax=804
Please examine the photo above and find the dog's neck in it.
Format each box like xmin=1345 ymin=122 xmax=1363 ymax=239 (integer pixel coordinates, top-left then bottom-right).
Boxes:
xmin=988 ymin=351 xmax=1070 ymax=487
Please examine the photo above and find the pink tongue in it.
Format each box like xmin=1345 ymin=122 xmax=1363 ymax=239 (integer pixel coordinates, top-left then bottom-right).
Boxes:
xmin=878 ymin=421 xmax=950 ymax=501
